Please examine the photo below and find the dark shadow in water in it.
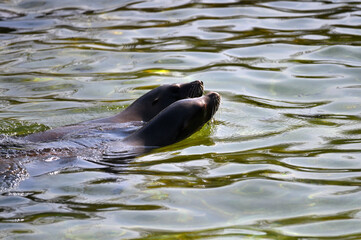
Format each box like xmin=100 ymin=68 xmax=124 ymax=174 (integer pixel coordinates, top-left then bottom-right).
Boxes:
xmin=0 ymin=27 xmax=16 ymax=33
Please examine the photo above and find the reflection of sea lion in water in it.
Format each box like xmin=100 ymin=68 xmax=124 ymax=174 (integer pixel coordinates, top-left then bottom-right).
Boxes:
xmin=23 ymin=80 xmax=204 ymax=142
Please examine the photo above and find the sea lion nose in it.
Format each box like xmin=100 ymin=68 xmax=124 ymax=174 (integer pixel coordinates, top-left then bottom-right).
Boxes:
xmin=206 ymin=92 xmax=221 ymax=110
xmin=191 ymin=80 xmax=203 ymax=86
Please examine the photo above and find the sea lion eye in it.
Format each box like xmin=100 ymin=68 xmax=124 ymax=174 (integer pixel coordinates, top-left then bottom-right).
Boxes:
xmin=152 ymin=98 xmax=159 ymax=105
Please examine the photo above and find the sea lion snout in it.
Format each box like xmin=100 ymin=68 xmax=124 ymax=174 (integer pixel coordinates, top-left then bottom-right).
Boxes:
xmin=203 ymin=92 xmax=221 ymax=120
xmin=206 ymin=92 xmax=221 ymax=107
xmin=192 ymin=80 xmax=204 ymax=96
xmin=179 ymin=80 xmax=204 ymax=98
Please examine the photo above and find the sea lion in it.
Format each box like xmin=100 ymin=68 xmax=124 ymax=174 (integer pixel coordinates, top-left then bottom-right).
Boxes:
xmin=1 ymin=90 xmax=220 ymax=188
xmin=104 ymin=92 xmax=221 ymax=159
xmin=85 ymin=80 xmax=204 ymax=123
xmin=23 ymin=81 xmax=204 ymax=142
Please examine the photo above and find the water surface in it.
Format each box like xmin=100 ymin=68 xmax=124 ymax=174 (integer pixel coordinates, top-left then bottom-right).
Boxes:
xmin=1 ymin=0 xmax=361 ymax=239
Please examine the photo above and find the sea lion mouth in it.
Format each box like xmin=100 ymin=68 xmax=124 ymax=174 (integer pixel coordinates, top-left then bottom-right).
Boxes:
xmin=188 ymin=80 xmax=204 ymax=98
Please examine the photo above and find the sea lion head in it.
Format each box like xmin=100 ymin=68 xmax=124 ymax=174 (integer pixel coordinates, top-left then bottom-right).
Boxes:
xmin=124 ymin=92 xmax=221 ymax=148
xmin=129 ymin=80 xmax=204 ymax=122
xmin=171 ymin=91 xmax=221 ymax=144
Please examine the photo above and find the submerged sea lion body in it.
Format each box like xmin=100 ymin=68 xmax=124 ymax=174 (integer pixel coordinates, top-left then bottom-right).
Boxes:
xmin=23 ymin=81 xmax=204 ymax=142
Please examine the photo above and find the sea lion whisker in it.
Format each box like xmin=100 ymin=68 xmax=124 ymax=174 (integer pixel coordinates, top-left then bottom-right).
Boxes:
xmin=190 ymin=84 xmax=196 ymax=97
xmin=189 ymin=86 xmax=193 ymax=97
xmin=188 ymin=81 xmax=203 ymax=98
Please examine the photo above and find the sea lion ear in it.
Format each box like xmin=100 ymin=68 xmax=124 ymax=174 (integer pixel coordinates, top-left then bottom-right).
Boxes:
xmin=152 ymin=97 xmax=159 ymax=105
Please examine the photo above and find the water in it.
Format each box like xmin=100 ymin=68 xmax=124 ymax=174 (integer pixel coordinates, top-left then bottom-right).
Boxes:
xmin=1 ymin=0 xmax=361 ymax=239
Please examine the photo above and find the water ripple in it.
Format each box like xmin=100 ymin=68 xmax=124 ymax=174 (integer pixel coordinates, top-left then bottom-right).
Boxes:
xmin=1 ymin=0 xmax=361 ymax=239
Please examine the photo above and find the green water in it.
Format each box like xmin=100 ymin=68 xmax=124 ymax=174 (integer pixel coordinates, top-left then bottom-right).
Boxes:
xmin=1 ymin=0 xmax=361 ymax=239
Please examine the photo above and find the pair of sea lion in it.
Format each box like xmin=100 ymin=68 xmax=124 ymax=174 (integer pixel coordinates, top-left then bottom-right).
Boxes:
xmin=0 ymin=81 xmax=219 ymax=189
xmin=22 ymin=81 xmax=220 ymax=157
